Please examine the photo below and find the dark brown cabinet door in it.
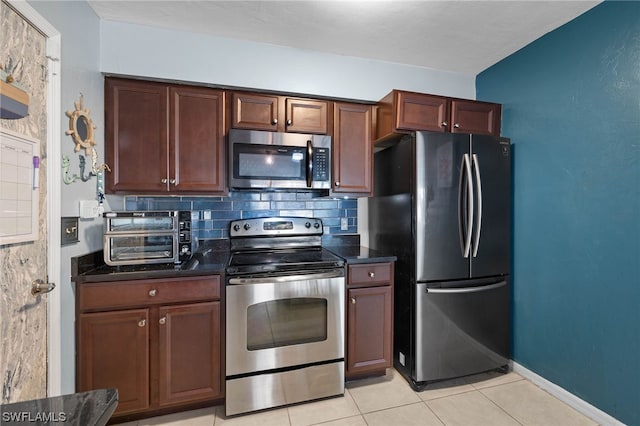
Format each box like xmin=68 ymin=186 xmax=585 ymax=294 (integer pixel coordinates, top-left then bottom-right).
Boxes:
xmin=451 ymin=100 xmax=502 ymax=136
xmin=78 ymin=309 xmax=150 ymax=415
xmin=231 ymin=91 xmax=330 ymax=134
xmin=231 ymin=92 xmax=280 ymax=131
xmin=332 ymin=102 xmax=373 ymax=195
xmin=170 ymin=87 xmax=226 ymax=192
xmin=105 ymin=78 xmax=169 ymax=193
xmin=158 ymin=301 xmax=222 ymax=406
xmin=286 ymin=98 xmax=329 ymax=134
xmin=346 ymin=285 xmax=392 ymax=376
xmin=395 ymin=91 xmax=450 ymax=133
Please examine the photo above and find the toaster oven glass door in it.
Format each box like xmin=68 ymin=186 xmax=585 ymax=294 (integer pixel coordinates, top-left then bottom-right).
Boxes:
xmin=105 ymin=234 xmax=177 ymax=265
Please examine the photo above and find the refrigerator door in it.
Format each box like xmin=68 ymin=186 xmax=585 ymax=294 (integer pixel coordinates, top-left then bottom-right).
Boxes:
xmin=469 ymin=135 xmax=511 ymax=278
xmin=415 ymin=132 xmax=471 ymax=282
xmin=413 ymin=278 xmax=510 ymax=385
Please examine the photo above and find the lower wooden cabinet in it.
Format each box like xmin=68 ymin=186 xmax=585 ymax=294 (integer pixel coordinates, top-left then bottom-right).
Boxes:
xmin=76 ymin=276 xmax=223 ymax=420
xmin=345 ymin=262 xmax=394 ymax=378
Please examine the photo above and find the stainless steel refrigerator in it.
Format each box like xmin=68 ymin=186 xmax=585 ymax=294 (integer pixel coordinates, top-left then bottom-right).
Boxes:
xmin=368 ymin=131 xmax=511 ymax=390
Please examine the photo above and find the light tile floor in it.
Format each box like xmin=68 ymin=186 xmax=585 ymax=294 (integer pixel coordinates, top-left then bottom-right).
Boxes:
xmin=115 ymin=369 xmax=599 ymax=426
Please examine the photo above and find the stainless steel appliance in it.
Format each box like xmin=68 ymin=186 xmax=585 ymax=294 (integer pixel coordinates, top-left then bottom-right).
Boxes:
xmin=225 ymin=217 xmax=345 ymax=416
xmin=369 ymin=131 xmax=511 ymax=390
xmin=103 ymin=210 xmax=193 ymax=266
xmin=228 ymin=129 xmax=331 ymax=191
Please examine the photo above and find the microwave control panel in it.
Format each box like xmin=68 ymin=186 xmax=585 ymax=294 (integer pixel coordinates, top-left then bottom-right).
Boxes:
xmin=313 ymin=148 xmax=330 ymax=182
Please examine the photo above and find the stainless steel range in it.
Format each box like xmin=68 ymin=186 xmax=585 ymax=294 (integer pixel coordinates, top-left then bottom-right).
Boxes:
xmin=225 ymin=217 xmax=346 ymax=416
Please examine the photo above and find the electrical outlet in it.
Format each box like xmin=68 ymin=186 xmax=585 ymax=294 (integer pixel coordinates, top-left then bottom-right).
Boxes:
xmin=79 ymin=200 xmax=100 ymax=219
xmin=340 ymin=217 xmax=349 ymax=231
xmin=203 ymin=210 xmax=212 ymax=220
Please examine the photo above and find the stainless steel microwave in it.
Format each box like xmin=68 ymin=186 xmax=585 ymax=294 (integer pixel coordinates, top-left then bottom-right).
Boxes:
xmin=103 ymin=211 xmax=193 ymax=266
xmin=228 ymin=129 xmax=331 ymax=190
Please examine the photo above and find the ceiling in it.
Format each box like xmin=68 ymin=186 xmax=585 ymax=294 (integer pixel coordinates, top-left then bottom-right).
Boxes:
xmin=87 ymin=0 xmax=601 ymax=75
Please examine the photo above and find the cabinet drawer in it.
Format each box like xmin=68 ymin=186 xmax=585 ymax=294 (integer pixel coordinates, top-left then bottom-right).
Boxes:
xmin=348 ymin=263 xmax=392 ymax=285
xmin=79 ymin=276 xmax=221 ymax=311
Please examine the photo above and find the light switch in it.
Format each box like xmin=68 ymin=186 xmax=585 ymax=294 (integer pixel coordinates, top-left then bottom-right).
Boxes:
xmin=61 ymin=217 xmax=79 ymax=245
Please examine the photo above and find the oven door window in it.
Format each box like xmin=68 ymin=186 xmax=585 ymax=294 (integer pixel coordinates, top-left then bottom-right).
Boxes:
xmin=247 ymin=298 xmax=327 ymax=350
xmin=234 ymin=143 xmax=306 ymax=181
xmin=108 ymin=234 xmax=175 ymax=262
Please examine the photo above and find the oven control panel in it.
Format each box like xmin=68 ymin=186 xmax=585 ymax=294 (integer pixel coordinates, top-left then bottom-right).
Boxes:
xmin=230 ymin=217 xmax=323 ymax=237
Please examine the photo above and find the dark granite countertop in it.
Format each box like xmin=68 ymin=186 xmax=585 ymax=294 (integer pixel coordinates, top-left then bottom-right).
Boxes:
xmin=71 ymin=236 xmax=395 ymax=283
xmin=322 ymin=234 xmax=397 ymax=264
xmin=324 ymin=245 xmax=397 ymax=264
xmin=71 ymin=240 xmax=229 ymax=283
xmin=0 ymin=388 xmax=117 ymax=426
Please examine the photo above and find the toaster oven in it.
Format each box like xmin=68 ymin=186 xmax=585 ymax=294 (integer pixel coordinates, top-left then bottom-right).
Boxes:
xmin=103 ymin=211 xmax=193 ymax=266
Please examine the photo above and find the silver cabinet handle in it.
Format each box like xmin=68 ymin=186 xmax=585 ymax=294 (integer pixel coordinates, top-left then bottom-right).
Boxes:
xmin=138 ymin=319 xmax=146 ymax=327
xmin=169 ymin=178 xmax=176 ymax=185
xmin=368 ymin=271 xmax=375 ymax=278
xmin=159 ymin=316 xmax=166 ymax=325
xmin=161 ymin=178 xmax=168 ymax=184
xmin=441 ymin=121 xmax=448 ymax=127
xmin=286 ymin=119 xmax=292 ymax=126
xmin=272 ymin=118 xmax=278 ymax=125
xmin=454 ymin=123 xmax=460 ymax=129
xmin=148 ymin=289 xmax=157 ymax=297
xmin=351 ymin=297 xmax=356 ymax=305
xmin=335 ymin=181 xmax=341 ymax=187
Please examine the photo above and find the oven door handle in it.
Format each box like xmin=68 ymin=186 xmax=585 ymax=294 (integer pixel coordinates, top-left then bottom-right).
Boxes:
xmin=228 ymin=269 xmax=343 ymax=285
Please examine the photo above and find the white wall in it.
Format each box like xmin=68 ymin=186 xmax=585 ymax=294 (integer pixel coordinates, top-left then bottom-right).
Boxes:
xmin=29 ymin=2 xmax=476 ymax=393
xmin=28 ymin=0 xmax=120 ymax=394
xmin=100 ymin=20 xmax=475 ymax=102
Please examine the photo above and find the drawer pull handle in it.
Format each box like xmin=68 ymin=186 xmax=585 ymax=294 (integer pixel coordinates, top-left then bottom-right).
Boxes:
xmin=368 ymin=272 xmax=375 ymax=278
xmin=148 ymin=289 xmax=157 ymax=297
xmin=351 ymin=297 xmax=356 ymax=305
xmin=138 ymin=319 xmax=146 ymax=327
xmin=159 ymin=316 xmax=166 ymax=325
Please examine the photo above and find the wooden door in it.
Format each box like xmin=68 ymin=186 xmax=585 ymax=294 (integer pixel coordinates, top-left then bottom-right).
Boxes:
xmin=451 ymin=100 xmax=501 ymax=136
xmin=158 ymin=301 xmax=222 ymax=406
xmin=285 ymin=98 xmax=330 ymax=134
xmin=346 ymin=286 xmax=392 ymax=376
xmin=77 ymin=309 xmax=150 ymax=415
xmin=333 ymin=102 xmax=373 ymax=195
xmin=396 ymin=91 xmax=450 ymax=132
xmin=170 ymin=86 xmax=226 ymax=193
xmin=231 ymin=92 xmax=280 ymax=131
xmin=105 ymin=78 xmax=169 ymax=193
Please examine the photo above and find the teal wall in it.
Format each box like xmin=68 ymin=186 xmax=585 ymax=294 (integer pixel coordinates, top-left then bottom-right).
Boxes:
xmin=477 ymin=2 xmax=640 ymax=424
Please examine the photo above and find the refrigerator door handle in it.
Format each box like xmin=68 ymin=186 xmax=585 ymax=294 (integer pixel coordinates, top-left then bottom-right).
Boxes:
xmin=426 ymin=280 xmax=507 ymax=294
xmin=472 ymin=153 xmax=482 ymax=257
xmin=462 ymin=153 xmax=474 ymax=258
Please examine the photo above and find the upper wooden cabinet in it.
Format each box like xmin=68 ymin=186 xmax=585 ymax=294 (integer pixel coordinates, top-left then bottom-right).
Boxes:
xmin=332 ymin=102 xmax=373 ymax=196
xmin=105 ymin=77 xmax=226 ymax=194
xmin=231 ymin=91 xmax=331 ymax=134
xmin=376 ymin=90 xmax=501 ymax=139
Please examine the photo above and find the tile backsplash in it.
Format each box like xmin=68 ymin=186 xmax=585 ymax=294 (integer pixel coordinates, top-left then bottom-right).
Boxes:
xmin=124 ymin=192 xmax=357 ymax=240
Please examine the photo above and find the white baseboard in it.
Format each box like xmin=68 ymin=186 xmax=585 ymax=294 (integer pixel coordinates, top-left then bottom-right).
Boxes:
xmin=511 ymin=361 xmax=625 ymax=426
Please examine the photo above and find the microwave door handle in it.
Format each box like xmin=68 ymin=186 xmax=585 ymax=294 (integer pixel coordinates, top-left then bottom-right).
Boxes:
xmin=306 ymin=139 xmax=313 ymax=187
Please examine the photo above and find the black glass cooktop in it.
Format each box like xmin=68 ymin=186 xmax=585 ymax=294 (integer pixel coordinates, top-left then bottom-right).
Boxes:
xmin=226 ymin=248 xmax=344 ymax=275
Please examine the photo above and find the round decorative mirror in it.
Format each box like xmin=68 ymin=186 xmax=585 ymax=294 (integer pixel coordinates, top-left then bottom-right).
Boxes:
xmin=65 ymin=94 xmax=96 ymax=155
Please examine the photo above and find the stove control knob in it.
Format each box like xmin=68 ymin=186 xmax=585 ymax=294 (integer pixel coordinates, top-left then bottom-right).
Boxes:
xmin=314 ymin=222 xmax=321 ymax=229
xmin=244 ymin=223 xmax=251 ymax=231
xmin=305 ymin=222 xmax=311 ymax=228
xmin=233 ymin=224 xmax=240 ymax=232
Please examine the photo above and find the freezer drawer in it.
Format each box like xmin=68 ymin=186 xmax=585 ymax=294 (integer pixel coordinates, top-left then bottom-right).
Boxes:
xmin=412 ymin=279 xmax=510 ymax=386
